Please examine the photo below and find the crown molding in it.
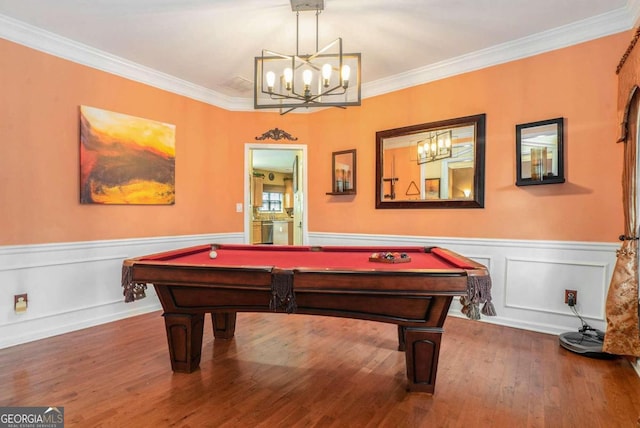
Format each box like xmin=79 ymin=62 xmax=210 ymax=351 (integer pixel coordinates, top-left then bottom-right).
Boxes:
xmin=0 ymin=13 xmax=253 ymax=111
xmin=0 ymin=5 xmax=637 ymax=112
xmin=363 ymin=6 xmax=635 ymax=98
xmin=628 ymin=0 xmax=640 ymax=26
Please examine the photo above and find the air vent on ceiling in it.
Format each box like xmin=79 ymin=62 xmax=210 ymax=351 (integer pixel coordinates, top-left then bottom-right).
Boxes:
xmin=223 ymin=76 xmax=254 ymax=94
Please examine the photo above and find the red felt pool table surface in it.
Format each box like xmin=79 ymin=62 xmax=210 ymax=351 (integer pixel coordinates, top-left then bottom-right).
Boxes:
xmin=122 ymin=243 xmax=493 ymax=393
xmin=140 ymin=244 xmax=476 ymax=271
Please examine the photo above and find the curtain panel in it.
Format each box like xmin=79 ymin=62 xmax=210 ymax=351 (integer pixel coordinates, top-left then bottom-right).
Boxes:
xmin=604 ymin=27 xmax=640 ymax=356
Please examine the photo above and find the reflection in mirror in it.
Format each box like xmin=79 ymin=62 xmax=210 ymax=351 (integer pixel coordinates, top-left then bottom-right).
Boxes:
xmin=329 ymin=149 xmax=356 ymax=194
xmin=516 ymin=118 xmax=565 ymax=186
xmin=375 ymin=114 xmax=486 ymax=209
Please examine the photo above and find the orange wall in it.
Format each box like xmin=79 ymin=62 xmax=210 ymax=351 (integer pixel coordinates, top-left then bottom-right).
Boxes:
xmin=0 ymin=38 xmax=308 ymax=245
xmin=0 ymin=31 xmax=630 ymax=245
xmin=311 ymin=31 xmax=630 ymax=242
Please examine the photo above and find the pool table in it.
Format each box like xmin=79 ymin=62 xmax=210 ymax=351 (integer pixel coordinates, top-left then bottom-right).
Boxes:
xmin=122 ymin=243 xmax=492 ymax=393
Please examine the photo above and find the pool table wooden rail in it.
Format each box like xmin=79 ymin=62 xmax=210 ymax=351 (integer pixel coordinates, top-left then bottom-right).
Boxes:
xmin=122 ymin=245 xmax=490 ymax=393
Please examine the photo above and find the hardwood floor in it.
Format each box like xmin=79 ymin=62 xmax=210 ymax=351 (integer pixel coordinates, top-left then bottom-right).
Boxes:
xmin=1 ymin=312 xmax=639 ymax=427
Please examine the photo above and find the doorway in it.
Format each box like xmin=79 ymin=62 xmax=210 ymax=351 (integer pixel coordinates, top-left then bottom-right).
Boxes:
xmin=244 ymin=143 xmax=308 ymax=245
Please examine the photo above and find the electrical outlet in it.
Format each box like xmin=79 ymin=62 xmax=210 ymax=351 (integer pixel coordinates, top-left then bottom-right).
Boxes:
xmin=14 ymin=293 xmax=28 ymax=313
xmin=564 ymin=289 xmax=577 ymax=306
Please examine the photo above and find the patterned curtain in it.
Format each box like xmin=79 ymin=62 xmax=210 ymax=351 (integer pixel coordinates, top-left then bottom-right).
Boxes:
xmin=603 ymin=86 xmax=640 ymax=356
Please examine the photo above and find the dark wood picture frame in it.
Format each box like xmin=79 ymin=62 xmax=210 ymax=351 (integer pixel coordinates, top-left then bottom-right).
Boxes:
xmin=327 ymin=149 xmax=357 ymax=195
xmin=375 ymin=114 xmax=486 ymax=209
xmin=516 ymin=117 xmax=565 ymax=186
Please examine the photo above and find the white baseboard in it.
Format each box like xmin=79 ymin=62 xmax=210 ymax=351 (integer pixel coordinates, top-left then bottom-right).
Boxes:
xmin=0 ymin=298 xmax=162 ymax=349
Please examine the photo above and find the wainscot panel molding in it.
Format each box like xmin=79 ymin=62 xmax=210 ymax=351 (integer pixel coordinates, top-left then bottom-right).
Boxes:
xmin=0 ymin=231 xmax=618 ymax=348
xmin=505 ymin=257 xmax=608 ymax=319
xmin=0 ymin=233 xmax=243 ymax=349
xmin=309 ymin=232 xmax=618 ymax=336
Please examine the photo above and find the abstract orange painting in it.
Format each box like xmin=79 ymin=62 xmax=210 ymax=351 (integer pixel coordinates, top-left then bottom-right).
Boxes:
xmin=80 ymin=106 xmax=176 ymax=204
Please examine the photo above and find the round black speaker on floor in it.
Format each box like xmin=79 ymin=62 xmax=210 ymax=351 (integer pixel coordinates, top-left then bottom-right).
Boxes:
xmin=558 ymin=330 xmax=617 ymax=359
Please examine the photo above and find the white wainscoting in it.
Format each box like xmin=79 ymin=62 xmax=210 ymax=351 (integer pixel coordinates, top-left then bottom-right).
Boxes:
xmin=0 ymin=232 xmax=619 ymax=349
xmin=0 ymin=233 xmax=243 ymax=349
xmin=309 ymin=232 xmax=618 ymax=336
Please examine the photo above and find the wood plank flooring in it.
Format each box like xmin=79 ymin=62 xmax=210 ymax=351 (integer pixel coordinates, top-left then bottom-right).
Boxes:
xmin=1 ymin=312 xmax=639 ymax=427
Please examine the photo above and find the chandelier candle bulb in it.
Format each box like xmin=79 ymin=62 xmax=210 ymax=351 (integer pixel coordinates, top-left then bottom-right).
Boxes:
xmin=284 ymin=68 xmax=293 ymax=90
xmin=322 ymin=63 xmax=332 ymax=87
xmin=266 ymin=71 xmax=276 ymax=91
xmin=303 ymin=69 xmax=313 ymax=86
xmin=341 ymin=65 xmax=350 ymax=87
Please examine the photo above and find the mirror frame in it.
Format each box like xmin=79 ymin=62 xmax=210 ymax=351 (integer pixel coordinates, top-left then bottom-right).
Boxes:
xmin=375 ymin=113 xmax=486 ymax=209
xmin=328 ymin=149 xmax=357 ymax=195
xmin=515 ymin=117 xmax=565 ymax=186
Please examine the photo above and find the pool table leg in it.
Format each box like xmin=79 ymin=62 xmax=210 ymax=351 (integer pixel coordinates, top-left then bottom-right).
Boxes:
xmin=403 ymin=327 xmax=443 ymax=393
xmin=211 ymin=312 xmax=237 ymax=339
xmin=162 ymin=313 xmax=204 ymax=373
xmin=397 ymin=325 xmax=406 ymax=351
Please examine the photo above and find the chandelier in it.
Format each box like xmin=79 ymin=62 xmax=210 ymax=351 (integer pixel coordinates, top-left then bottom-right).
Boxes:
xmin=417 ymin=130 xmax=453 ymax=164
xmin=254 ymin=0 xmax=361 ymax=114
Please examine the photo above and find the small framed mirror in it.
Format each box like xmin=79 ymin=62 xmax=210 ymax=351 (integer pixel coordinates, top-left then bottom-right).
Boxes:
xmin=327 ymin=149 xmax=356 ymax=195
xmin=516 ymin=117 xmax=565 ymax=186
xmin=375 ymin=114 xmax=486 ymax=209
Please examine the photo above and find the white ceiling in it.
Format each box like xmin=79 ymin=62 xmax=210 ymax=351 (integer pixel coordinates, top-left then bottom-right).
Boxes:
xmin=0 ymin=0 xmax=638 ymax=113
xmin=253 ymin=149 xmax=297 ymax=173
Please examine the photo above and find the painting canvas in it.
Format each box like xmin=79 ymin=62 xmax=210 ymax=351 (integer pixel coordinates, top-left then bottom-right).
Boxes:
xmin=80 ymin=106 xmax=176 ymax=204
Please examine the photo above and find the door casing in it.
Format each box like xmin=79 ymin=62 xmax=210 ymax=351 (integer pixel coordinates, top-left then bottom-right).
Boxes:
xmin=244 ymin=143 xmax=309 ymax=245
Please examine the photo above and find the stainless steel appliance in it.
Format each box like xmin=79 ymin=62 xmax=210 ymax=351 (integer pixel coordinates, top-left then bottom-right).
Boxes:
xmin=261 ymin=221 xmax=273 ymax=244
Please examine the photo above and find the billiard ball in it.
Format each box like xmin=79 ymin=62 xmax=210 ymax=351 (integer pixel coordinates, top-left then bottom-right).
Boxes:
xmin=209 ymin=250 xmax=217 ymax=259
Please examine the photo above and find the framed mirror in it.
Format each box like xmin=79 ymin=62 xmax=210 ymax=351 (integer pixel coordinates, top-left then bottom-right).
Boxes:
xmin=516 ymin=117 xmax=565 ymax=186
xmin=327 ymin=149 xmax=356 ymax=195
xmin=375 ymin=114 xmax=486 ymax=209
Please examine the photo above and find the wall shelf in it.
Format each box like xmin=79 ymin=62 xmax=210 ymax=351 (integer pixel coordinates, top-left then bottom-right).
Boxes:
xmin=326 ymin=191 xmax=356 ymax=196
